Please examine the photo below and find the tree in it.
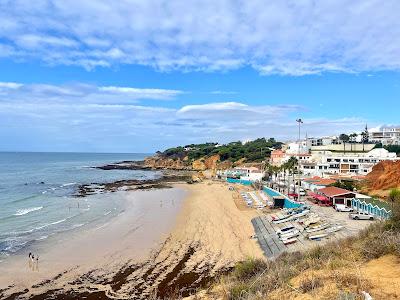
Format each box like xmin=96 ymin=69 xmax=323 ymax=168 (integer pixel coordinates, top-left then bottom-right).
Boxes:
xmin=339 ymin=134 xmax=350 ymax=142
xmin=361 ymin=124 xmax=369 ymax=144
xmin=349 ymin=133 xmax=358 ymax=142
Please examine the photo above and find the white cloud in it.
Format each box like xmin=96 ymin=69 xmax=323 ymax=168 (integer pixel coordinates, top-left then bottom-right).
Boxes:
xmin=0 ymin=82 xmax=23 ymax=89
xmin=210 ymin=90 xmax=237 ymax=95
xmin=0 ymin=82 xmax=183 ymax=103
xmin=0 ymin=0 xmax=399 ymax=74
xmin=0 ymin=81 xmax=369 ymax=152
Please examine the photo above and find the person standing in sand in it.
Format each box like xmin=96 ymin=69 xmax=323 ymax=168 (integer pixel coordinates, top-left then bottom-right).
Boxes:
xmin=35 ymin=256 xmax=39 ymax=272
xmin=28 ymin=252 xmax=32 ymax=269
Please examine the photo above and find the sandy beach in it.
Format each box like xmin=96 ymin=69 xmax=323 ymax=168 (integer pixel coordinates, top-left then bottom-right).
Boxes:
xmin=0 ymin=180 xmax=263 ymax=299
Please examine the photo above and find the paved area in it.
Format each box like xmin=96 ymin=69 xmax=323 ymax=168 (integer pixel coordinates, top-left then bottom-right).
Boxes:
xmin=252 ymin=200 xmax=374 ymax=258
xmin=251 ymin=216 xmax=285 ymax=258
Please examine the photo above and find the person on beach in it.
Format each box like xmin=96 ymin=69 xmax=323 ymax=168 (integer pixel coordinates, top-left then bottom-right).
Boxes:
xmin=35 ymin=256 xmax=39 ymax=272
xmin=28 ymin=252 xmax=32 ymax=269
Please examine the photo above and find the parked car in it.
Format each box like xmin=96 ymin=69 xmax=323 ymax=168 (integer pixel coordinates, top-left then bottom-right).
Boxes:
xmin=349 ymin=212 xmax=374 ymax=220
xmin=335 ymin=204 xmax=353 ymax=212
xmin=299 ymin=190 xmax=306 ymax=196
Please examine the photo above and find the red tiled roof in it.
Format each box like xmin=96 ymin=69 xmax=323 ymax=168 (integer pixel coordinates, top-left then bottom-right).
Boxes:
xmin=313 ymin=179 xmax=336 ymax=186
xmin=303 ymin=176 xmax=322 ymax=182
xmin=317 ymin=186 xmax=355 ymax=197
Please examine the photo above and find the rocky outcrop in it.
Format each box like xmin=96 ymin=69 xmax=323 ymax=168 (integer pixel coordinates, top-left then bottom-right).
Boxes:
xmin=191 ymin=154 xmax=222 ymax=171
xmin=98 ymin=154 xmax=242 ymax=173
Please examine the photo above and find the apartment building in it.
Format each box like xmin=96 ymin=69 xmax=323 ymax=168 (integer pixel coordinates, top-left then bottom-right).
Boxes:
xmin=369 ymin=126 xmax=400 ymax=145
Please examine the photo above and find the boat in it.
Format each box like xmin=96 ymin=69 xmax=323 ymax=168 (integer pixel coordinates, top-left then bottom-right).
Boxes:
xmin=273 ymin=210 xmax=310 ymax=224
xmin=308 ymin=233 xmax=329 ymax=240
xmin=302 ymin=216 xmax=321 ymax=227
xmin=271 ymin=213 xmax=289 ymax=221
xmin=282 ymin=237 xmax=297 ymax=245
xmin=279 ymin=229 xmax=300 ymax=240
xmin=305 ymin=223 xmax=330 ymax=233
xmin=276 ymin=225 xmax=295 ymax=235
xmin=325 ymin=225 xmax=343 ymax=233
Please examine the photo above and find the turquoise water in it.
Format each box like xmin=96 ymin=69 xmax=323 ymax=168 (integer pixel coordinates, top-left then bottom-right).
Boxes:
xmin=0 ymin=152 xmax=157 ymax=260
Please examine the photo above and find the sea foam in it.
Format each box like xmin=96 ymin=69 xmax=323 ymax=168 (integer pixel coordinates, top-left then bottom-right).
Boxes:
xmin=14 ymin=206 xmax=43 ymax=216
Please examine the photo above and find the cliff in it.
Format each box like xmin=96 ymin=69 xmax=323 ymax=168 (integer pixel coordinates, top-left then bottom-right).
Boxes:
xmin=143 ymin=153 xmax=234 ymax=172
xmin=361 ymin=160 xmax=400 ymax=198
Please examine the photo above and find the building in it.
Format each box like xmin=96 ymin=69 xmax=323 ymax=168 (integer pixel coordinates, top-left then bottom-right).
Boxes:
xmin=300 ymin=148 xmax=399 ymax=177
xmin=302 ymin=177 xmax=337 ymax=192
xmin=270 ymin=149 xmax=285 ymax=166
xmin=369 ymin=126 xmax=400 ymax=145
xmin=221 ymin=166 xmax=264 ymax=182
xmin=317 ymin=186 xmax=356 ymax=207
xmin=308 ymin=136 xmax=340 ymax=147
xmin=270 ymin=142 xmax=312 ymax=167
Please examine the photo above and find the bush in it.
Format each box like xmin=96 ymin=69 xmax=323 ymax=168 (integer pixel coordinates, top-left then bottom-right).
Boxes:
xmin=233 ymin=258 xmax=268 ymax=281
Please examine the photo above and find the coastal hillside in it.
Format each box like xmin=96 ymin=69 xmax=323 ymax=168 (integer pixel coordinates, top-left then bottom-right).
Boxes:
xmin=361 ymin=160 xmax=400 ymax=198
xmin=145 ymin=138 xmax=282 ymax=171
xmin=193 ymin=207 xmax=400 ymax=300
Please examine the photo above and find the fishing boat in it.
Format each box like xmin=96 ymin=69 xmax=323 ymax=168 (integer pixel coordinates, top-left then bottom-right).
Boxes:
xmin=273 ymin=210 xmax=310 ymax=224
xmin=325 ymin=225 xmax=343 ymax=233
xmin=303 ymin=216 xmax=321 ymax=227
xmin=276 ymin=225 xmax=295 ymax=235
xmin=271 ymin=213 xmax=289 ymax=221
xmin=279 ymin=229 xmax=300 ymax=240
xmin=308 ymin=233 xmax=329 ymax=240
xmin=282 ymin=237 xmax=297 ymax=245
xmin=305 ymin=223 xmax=330 ymax=233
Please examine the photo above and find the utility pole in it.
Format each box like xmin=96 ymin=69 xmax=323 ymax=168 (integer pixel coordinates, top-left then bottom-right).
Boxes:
xmin=296 ymin=119 xmax=303 ymax=201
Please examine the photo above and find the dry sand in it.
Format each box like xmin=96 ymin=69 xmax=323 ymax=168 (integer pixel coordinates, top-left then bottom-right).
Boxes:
xmin=0 ymin=180 xmax=263 ymax=299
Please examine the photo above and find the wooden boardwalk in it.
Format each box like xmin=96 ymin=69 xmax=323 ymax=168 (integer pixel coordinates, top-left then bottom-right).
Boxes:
xmin=251 ymin=216 xmax=286 ymax=258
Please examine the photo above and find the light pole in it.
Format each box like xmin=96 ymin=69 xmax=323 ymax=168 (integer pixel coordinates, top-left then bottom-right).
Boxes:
xmin=296 ymin=119 xmax=303 ymax=201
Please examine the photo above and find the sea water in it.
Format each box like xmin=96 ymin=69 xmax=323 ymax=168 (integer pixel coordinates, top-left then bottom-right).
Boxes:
xmin=0 ymin=152 xmax=158 ymax=262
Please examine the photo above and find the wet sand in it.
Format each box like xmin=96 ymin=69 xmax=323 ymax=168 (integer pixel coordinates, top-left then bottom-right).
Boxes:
xmin=0 ymin=181 xmax=263 ymax=299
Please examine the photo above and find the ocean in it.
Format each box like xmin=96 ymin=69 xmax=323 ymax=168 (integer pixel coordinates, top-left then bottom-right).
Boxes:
xmin=0 ymin=152 xmax=158 ymax=262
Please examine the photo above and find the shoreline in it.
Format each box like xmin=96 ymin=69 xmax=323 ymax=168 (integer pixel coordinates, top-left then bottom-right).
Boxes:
xmin=0 ymin=180 xmax=263 ymax=299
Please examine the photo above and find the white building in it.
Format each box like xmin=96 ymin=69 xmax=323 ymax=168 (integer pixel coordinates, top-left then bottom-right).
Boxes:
xmin=235 ymin=167 xmax=264 ymax=182
xmin=220 ymin=167 xmax=264 ymax=182
xmin=369 ymin=126 xmax=400 ymax=145
xmin=300 ymin=148 xmax=399 ymax=177
xmin=308 ymin=136 xmax=340 ymax=147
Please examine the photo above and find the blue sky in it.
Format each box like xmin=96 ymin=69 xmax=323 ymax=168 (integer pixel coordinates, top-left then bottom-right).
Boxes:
xmin=1 ymin=0 xmax=400 ymax=153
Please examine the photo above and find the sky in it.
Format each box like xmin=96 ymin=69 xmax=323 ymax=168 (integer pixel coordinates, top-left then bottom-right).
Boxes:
xmin=1 ymin=0 xmax=400 ymax=153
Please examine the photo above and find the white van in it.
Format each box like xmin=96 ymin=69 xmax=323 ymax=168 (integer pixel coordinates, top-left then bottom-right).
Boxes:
xmin=335 ymin=204 xmax=353 ymax=212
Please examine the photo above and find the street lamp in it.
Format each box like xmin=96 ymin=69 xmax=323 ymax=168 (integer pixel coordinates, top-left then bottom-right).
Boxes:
xmin=296 ymin=119 xmax=303 ymax=201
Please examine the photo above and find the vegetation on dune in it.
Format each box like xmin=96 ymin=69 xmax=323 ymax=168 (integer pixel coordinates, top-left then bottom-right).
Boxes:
xmin=330 ymin=180 xmax=358 ymax=191
xmin=205 ymin=194 xmax=400 ymax=300
xmin=159 ymin=138 xmax=282 ymax=163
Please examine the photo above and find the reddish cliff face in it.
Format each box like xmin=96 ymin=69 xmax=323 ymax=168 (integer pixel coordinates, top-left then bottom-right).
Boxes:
xmin=143 ymin=156 xmax=191 ymax=170
xmin=362 ymin=161 xmax=400 ymax=197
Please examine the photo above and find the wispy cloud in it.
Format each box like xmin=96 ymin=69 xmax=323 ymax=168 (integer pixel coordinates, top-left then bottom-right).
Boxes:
xmin=210 ymin=90 xmax=237 ymax=95
xmin=0 ymin=81 xmax=367 ymax=152
xmin=0 ymin=0 xmax=399 ymax=75
xmin=0 ymin=82 xmax=183 ymax=104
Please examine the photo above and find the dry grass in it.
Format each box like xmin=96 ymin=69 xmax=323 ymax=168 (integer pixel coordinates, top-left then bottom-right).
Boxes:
xmin=211 ymin=219 xmax=400 ymax=300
